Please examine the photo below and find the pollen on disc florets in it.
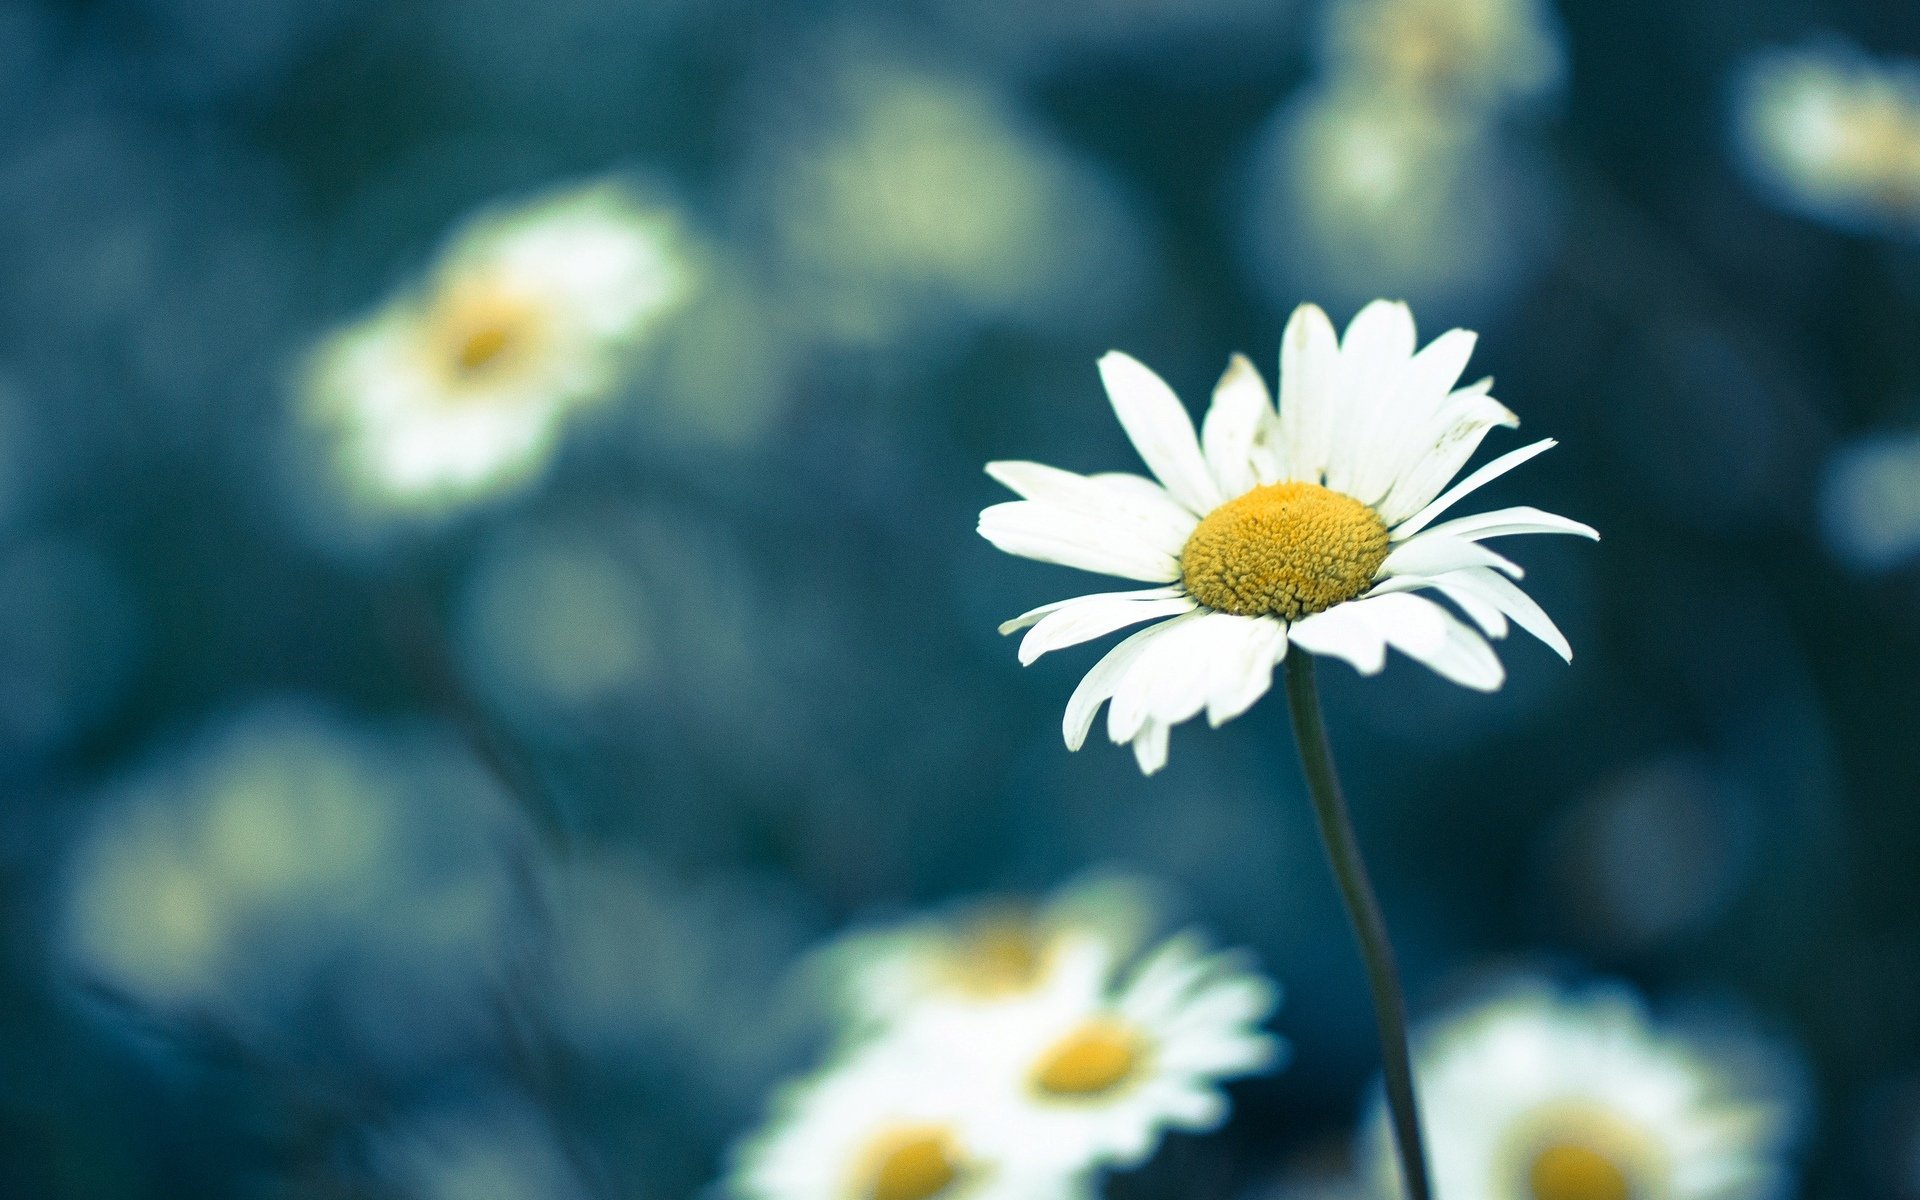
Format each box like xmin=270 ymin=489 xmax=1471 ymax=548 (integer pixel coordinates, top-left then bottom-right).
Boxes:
xmin=1180 ymin=482 xmax=1390 ymax=620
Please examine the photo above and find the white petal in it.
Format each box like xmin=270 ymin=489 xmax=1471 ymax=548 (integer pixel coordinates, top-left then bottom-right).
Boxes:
xmin=979 ymin=501 xmax=1182 ymax=582
xmin=1373 ymin=390 xmax=1520 ymax=526
xmin=998 ymin=586 xmax=1186 ymax=635
xmin=1287 ymin=603 xmax=1388 ymax=675
xmin=1107 ymin=614 xmax=1235 ymax=741
xmin=1204 ymin=616 xmax=1289 ymax=727
xmin=1389 ymin=438 xmax=1557 ymax=538
xmin=1434 ymin=566 xmax=1574 ymax=661
xmin=1062 ymin=615 xmax=1198 ymax=750
xmin=1380 ymin=532 xmax=1524 ymax=580
xmin=1098 ymin=351 xmax=1222 ymax=515
xmin=1201 ymin=353 xmax=1273 ymax=501
xmin=1324 ymin=300 xmax=1418 ymax=496
xmin=985 ymin=461 xmax=1198 ymax=554
xmin=1131 ymin=719 xmax=1170 ymax=775
xmin=1276 ymin=303 xmax=1340 ymax=485
xmin=1418 ymin=504 xmax=1600 ymax=542
xmin=1368 ymin=573 xmax=1509 ymax=638
xmin=1018 ymin=593 xmax=1200 ymax=665
xmin=1345 ymin=592 xmax=1506 ymax=691
xmin=1355 ymin=329 xmax=1480 ymax=504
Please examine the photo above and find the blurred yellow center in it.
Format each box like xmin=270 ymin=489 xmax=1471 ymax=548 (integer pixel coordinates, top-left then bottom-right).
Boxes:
xmin=434 ymin=284 xmax=547 ymax=382
xmin=1030 ymin=1018 xmax=1146 ymax=1098
xmin=944 ymin=913 xmax=1047 ymax=998
xmin=1180 ymin=482 xmax=1390 ymax=620
xmin=859 ymin=1126 xmax=963 ymax=1200
xmin=1528 ymin=1143 xmax=1632 ymax=1200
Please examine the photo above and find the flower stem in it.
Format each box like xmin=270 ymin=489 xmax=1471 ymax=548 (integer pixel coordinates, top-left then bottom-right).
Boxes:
xmin=1282 ymin=652 xmax=1432 ymax=1200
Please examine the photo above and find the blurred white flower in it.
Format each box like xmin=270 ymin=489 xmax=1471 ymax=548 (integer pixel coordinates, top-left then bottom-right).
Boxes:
xmin=935 ymin=932 xmax=1283 ymax=1172
xmin=980 ymin=302 xmax=1595 ymax=774
xmin=1736 ymin=42 xmax=1920 ymax=236
xmin=746 ymin=55 xmax=1144 ymax=347
xmin=1365 ymin=979 xmax=1801 ymax=1200
xmin=808 ymin=872 xmax=1165 ymax=1034
xmin=299 ymin=179 xmax=691 ymax=517
xmin=1317 ymin=0 xmax=1566 ymax=111
xmin=1821 ymin=429 xmax=1920 ymax=570
xmin=730 ymin=1038 xmax=1095 ymax=1200
xmin=1241 ymin=84 xmax=1557 ymax=324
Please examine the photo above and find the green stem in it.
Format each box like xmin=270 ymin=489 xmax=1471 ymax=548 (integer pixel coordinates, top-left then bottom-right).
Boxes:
xmin=1282 ymin=653 xmax=1432 ymax=1200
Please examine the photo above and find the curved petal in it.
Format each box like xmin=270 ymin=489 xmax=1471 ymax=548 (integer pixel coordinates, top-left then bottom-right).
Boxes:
xmin=1381 ymin=531 xmax=1524 ymax=580
xmin=1418 ymin=504 xmax=1600 ymax=543
xmin=1352 ymin=328 xmax=1479 ymax=504
xmin=979 ymin=501 xmax=1182 ymax=582
xmin=1432 ymin=565 xmax=1573 ymax=661
xmin=1131 ymin=719 xmax=1171 ymax=776
xmin=998 ymin=585 xmax=1186 ymax=635
xmin=1387 ymin=436 xmax=1554 ymax=536
xmin=1287 ymin=603 xmax=1388 ymax=675
xmin=1017 ymin=593 xmax=1200 ymax=665
xmin=1324 ymin=300 xmax=1419 ymax=497
xmin=1373 ymin=389 xmax=1520 ymax=526
xmin=986 ymin=460 xmax=1199 ymax=554
xmin=1201 ymin=353 xmax=1274 ymax=500
xmin=1108 ymin=612 xmax=1246 ymax=742
xmin=1353 ymin=592 xmax=1506 ymax=691
xmin=1063 ymin=616 xmax=1199 ymax=750
xmin=1275 ymin=303 xmax=1340 ymax=485
xmin=1368 ymin=573 xmax=1509 ymax=638
xmin=1098 ymin=351 xmax=1222 ymax=515
xmin=1204 ymin=616 xmax=1289 ymax=727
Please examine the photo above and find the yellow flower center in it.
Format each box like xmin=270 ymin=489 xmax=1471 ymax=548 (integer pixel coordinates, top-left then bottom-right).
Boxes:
xmin=1030 ymin=1018 xmax=1147 ymax=1099
xmin=1179 ymin=482 xmax=1390 ymax=620
xmin=1527 ymin=1142 xmax=1632 ymax=1200
xmin=942 ymin=912 xmax=1048 ymax=998
xmin=857 ymin=1126 xmax=965 ymax=1200
xmin=431 ymin=282 xmax=549 ymax=385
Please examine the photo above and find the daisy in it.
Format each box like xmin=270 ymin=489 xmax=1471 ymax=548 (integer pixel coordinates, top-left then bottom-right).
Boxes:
xmin=809 ymin=873 xmax=1164 ymax=1033
xmin=936 ymin=932 xmax=1283 ymax=1172
xmin=1363 ymin=979 xmax=1801 ymax=1200
xmin=979 ymin=301 xmax=1596 ymax=774
xmin=301 ymin=179 xmax=690 ymax=516
xmin=729 ymin=1039 xmax=1094 ymax=1200
xmin=1735 ymin=42 xmax=1920 ymax=235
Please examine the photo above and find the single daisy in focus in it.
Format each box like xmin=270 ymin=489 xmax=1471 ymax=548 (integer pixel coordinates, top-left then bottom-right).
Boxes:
xmin=301 ymin=179 xmax=691 ymax=517
xmin=730 ymin=1039 xmax=1093 ymax=1200
xmin=979 ymin=300 xmax=1596 ymax=774
xmin=1736 ymin=42 xmax=1920 ymax=235
xmin=1363 ymin=979 xmax=1800 ymax=1200
xmin=810 ymin=873 xmax=1164 ymax=1033
xmin=943 ymin=932 xmax=1283 ymax=1172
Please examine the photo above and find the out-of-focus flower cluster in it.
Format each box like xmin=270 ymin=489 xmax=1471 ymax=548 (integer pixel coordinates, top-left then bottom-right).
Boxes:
xmin=730 ymin=875 xmax=1283 ymax=1200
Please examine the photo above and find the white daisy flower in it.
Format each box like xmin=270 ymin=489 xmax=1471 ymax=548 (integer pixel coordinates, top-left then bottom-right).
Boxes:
xmin=1364 ymin=979 xmax=1800 ymax=1200
xmin=301 ymin=179 xmax=691 ymax=516
xmin=936 ymin=932 xmax=1283 ymax=1173
xmin=979 ymin=301 xmax=1597 ymax=774
xmin=730 ymin=1039 xmax=1093 ymax=1200
xmin=809 ymin=873 xmax=1164 ymax=1034
xmin=1735 ymin=42 xmax=1920 ymax=235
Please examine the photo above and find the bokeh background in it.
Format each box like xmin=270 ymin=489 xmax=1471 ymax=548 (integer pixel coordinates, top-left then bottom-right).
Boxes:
xmin=1 ymin=0 xmax=1917 ymax=1196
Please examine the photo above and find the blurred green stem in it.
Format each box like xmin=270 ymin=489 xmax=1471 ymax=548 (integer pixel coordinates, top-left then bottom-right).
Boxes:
xmin=1283 ymin=653 xmax=1431 ymax=1200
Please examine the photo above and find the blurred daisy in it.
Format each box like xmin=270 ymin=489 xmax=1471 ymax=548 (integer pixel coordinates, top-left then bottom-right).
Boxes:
xmin=1241 ymin=84 xmax=1557 ymax=323
xmin=979 ymin=301 xmax=1596 ymax=774
xmin=1364 ymin=979 xmax=1800 ymax=1200
xmin=810 ymin=873 xmax=1164 ymax=1032
xmin=947 ymin=933 xmax=1283 ymax=1171
xmin=730 ymin=1040 xmax=1094 ymax=1200
xmin=301 ymin=179 xmax=690 ymax=516
xmin=1736 ymin=42 xmax=1920 ymax=235
xmin=1317 ymin=0 xmax=1566 ymax=112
